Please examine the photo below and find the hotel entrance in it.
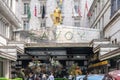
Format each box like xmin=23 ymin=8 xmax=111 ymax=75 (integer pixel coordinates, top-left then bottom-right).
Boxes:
xmin=16 ymin=46 xmax=93 ymax=76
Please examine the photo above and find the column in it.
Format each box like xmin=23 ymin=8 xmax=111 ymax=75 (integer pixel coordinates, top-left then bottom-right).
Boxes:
xmin=3 ymin=60 xmax=10 ymax=78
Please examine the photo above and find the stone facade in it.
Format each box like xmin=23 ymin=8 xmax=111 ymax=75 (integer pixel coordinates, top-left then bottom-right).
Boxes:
xmin=14 ymin=0 xmax=94 ymax=43
xmin=88 ymin=0 xmax=120 ymax=73
xmin=15 ymin=0 xmax=93 ymax=30
xmin=0 ymin=0 xmax=24 ymax=78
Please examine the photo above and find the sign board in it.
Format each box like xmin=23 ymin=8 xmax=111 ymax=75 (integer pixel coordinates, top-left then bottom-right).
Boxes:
xmin=29 ymin=25 xmax=100 ymax=43
xmin=55 ymin=25 xmax=100 ymax=43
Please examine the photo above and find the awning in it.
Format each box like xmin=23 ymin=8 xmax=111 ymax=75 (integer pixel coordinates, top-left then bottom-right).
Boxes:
xmin=88 ymin=60 xmax=108 ymax=68
xmin=0 ymin=51 xmax=17 ymax=61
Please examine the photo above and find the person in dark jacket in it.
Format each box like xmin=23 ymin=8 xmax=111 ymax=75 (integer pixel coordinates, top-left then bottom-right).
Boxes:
xmin=27 ymin=72 xmax=34 ymax=80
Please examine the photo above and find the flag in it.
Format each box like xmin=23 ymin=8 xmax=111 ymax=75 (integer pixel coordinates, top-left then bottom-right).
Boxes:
xmin=42 ymin=5 xmax=45 ymax=19
xmin=85 ymin=0 xmax=92 ymax=17
xmin=84 ymin=0 xmax=91 ymax=17
xmin=85 ymin=0 xmax=88 ymax=12
xmin=34 ymin=5 xmax=37 ymax=16
xmin=27 ymin=6 xmax=31 ymax=20
xmin=78 ymin=7 xmax=82 ymax=17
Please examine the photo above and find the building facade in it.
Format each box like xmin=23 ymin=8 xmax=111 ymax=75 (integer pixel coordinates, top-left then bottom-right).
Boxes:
xmin=2 ymin=0 xmax=120 ymax=78
xmin=0 ymin=0 xmax=24 ymax=78
xmin=88 ymin=0 xmax=120 ymax=73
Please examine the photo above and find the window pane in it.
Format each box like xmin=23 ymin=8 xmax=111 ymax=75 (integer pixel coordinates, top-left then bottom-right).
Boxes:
xmin=74 ymin=20 xmax=80 ymax=27
xmin=41 ymin=19 xmax=46 ymax=27
xmin=117 ymin=0 xmax=120 ymax=9
xmin=24 ymin=3 xmax=29 ymax=14
xmin=23 ymin=21 xmax=29 ymax=30
xmin=111 ymin=0 xmax=118 ymax=17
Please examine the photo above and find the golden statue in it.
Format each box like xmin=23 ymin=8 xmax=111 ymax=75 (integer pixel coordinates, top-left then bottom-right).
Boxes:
xmin=51 ymin=7 xmax=62 ymax=26
xmin=69 ymin=64 xmax=82 ymax=76
xmin=75 ymin=66 xmax=82 ymax=76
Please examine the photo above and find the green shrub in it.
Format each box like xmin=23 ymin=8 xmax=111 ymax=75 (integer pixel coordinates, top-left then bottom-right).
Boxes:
xmin=55 ymin=78 xmax=68 ymax=80
xmin=0 ymin=77 xmax=8 ymax=80
xmin=12 ymin=78 xmax=22 ymax=80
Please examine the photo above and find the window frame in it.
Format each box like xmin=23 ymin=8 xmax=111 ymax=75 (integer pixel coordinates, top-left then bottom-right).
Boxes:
xmin=40 ymin=18 xmax=46 ymax=27
xmin=23 ymin=20 xmax=29 ymax=30
xmin=24 ymin=3 xmax=30 ymax=15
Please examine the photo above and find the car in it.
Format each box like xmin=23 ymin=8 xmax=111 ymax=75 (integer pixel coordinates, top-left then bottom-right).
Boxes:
xmin=84 ymin=74 xmax=105 ymax=80
xmin=73 ymin=75 xmax=85 ymax=80
xmin=103 ymin=70 xmax=120 ymax=80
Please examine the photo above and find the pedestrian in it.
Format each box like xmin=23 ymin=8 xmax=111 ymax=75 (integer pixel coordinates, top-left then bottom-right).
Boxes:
xmin=47 ymin=73 xmax=54 ymax=80
xmin=42 ymin=73 xmax=47 ymax=80
xmin=16 ymin=68 xmax=25 ymax=80
xmin=68 ymin=74 xmax=72 ymax=80
xmin=27 ymin=72 xmax=34 ymax=80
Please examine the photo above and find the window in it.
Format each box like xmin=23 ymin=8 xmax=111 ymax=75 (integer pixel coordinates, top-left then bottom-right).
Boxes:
xmin=74 ymin=19 xmax=80 ymax=27
xmin=0 ymin=19 xmax=7 ymax=37
xmin=112 ymin=40 xmax=114 ymax=44
xmin=40 ymin=4 xmax=43 ymax=14
xmin=24 ymin=3 xmax=29 ymax=14
xmin=102 ymin=15 xmax=104 ymax=28
xmin=10 ymin=0 xmax=13 ymax=8
xmin=115 ymin=38 xmax=117 ymax=44
xmin=111 ymin=0 xmax=120 ymax=17
xmin=23 ymin=20 xmax=29 ymax=30
xmin=40 ymin=19 xmax=46 ymax=27
xmin=117 ymin=0 xmax=120 ymax=9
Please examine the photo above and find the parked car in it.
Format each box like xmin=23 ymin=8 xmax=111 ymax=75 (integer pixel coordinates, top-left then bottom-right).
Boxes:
xmin=84 ymin=74 xmax=104 ymax=80
xmin=73 ymin=74 xmax=104 ymax=80
xmin=103 ymin=70 xmax=120 ymax=80
xmin=73 ymin=75 xmax=85 ymax=80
